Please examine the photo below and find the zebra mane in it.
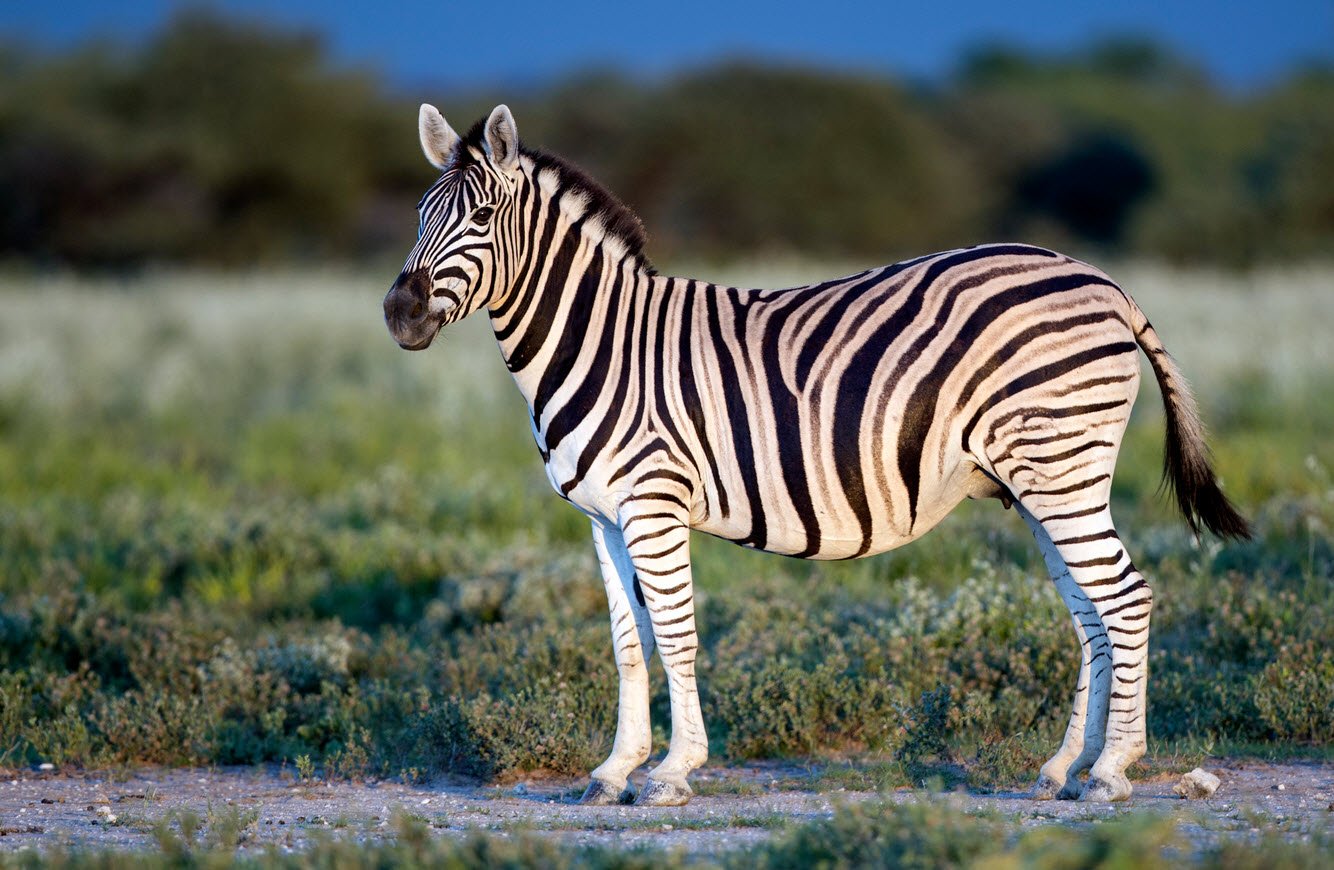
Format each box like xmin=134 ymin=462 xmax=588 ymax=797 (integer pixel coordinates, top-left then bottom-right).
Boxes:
xmin=455 ymin=117 xmax=654 ymax=271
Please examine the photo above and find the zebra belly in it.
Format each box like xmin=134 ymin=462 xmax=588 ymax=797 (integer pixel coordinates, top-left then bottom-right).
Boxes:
xmin=691 ymin=461 xmax=990 ymax=560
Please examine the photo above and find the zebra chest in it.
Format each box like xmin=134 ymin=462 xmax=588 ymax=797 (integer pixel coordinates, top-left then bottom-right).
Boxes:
xmin=534 ymin=420 xmax=628 ymax=523
xmin=536 ymin=413 xmax=701 ymax=526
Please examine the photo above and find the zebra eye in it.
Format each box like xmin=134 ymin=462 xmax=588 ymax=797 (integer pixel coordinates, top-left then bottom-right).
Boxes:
xmin=471 ymin=206 xmax=494 ymax=225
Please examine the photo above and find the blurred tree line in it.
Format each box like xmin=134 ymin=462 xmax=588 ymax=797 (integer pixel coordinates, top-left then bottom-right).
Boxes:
xmin=1 ymin=10 xmax=1330 ymax=268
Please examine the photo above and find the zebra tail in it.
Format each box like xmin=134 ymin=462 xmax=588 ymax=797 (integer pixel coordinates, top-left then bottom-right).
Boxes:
xmin=1127 ymin=298 xmax=1252 ymax=540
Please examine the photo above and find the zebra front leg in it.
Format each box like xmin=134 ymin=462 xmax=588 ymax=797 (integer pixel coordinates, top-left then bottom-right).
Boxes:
xmin=1027 ymin=503 xmax=1151 ymax=802
xmin=619 ymin=502 xmax=706 ymax=806
xmin=1017 ymin=504 xmax=1111 ymax=800
xmin=580 ymin=522 xmax=655 ymax=805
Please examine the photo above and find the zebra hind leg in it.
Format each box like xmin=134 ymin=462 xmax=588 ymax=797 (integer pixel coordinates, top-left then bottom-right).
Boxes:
xmin=1021 ymin=499 xmax=1151 ymax=802
xmin=1016 ymin=503 xmax=1110 ymax=800
xmin=987 ymin=369 xmax=1146 ymax=800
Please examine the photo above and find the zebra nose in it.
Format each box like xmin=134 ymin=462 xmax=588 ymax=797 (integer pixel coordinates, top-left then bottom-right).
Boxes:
xmin=384 ymin=268 xmax=431 ymax=324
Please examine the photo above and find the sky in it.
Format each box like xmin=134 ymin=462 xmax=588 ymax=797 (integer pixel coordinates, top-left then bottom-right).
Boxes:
xmin=3 ymin=1 xmax=1331 ymax=92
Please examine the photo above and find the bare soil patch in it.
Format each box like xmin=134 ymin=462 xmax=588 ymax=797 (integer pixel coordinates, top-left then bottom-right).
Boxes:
xmin=0 ymin=760 xmax=1328 ymax=857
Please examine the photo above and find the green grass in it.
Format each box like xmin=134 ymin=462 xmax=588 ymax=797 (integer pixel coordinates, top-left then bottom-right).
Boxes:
xmin=0 ymin=265 xmax=1330 ymax=788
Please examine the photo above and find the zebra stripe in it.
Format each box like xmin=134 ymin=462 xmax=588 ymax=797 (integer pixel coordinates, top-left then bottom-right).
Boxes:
xmin=384 ymin=104 xmax=1250 ymax=807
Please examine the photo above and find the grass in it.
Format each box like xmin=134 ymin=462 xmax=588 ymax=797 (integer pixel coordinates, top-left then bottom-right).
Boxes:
xmin=0 ymin=263 xmax=1329 ymax=797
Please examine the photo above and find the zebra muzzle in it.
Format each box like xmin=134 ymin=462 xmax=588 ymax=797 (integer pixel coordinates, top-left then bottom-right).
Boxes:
xmin=383 ymin=268 xmax=438 ymax=350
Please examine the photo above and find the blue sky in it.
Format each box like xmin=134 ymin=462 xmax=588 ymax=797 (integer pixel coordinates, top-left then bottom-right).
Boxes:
xmin=3 ymin=1 xmax=1331 ymax=91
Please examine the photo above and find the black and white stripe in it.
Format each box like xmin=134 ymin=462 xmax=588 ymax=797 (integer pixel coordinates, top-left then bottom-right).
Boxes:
xmin=384 ymin=104 xmax=1250 ymax=806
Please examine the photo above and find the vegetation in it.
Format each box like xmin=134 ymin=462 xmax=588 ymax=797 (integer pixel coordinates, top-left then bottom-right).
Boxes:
xmin=0 ymin=266 xmax=1329 ymax=788
xmin=1 ymin=10 xmax=1332 ymax=268
xmin=3 ymin=800 xmax=1329 ymax=868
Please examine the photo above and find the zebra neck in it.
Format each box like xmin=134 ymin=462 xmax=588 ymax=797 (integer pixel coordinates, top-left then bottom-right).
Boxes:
xmin=487 ymin=227 xmax=656 ymax=424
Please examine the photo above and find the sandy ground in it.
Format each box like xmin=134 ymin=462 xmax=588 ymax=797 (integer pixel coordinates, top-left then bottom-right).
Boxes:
xmin=0 ymin=760 xmax=1329 ymax=857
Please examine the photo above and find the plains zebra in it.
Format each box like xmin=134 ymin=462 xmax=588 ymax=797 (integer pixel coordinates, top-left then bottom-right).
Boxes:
xmin=383 ymin=104 xmax=1250 ymax=807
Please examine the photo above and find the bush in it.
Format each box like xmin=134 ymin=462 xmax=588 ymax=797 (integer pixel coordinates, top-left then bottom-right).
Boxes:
xmin=750 ymin=800 xmax=1005 ymax=869
xmin=1252 ymin=642 xmax=1334 ymax=743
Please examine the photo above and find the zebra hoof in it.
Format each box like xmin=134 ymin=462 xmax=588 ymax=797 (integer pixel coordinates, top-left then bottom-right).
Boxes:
xmin=634 ymin=778 xmax=692 ymax=807
xmin=1032 ymin=774 xmax=1062 ymax=801
xmin=1079 ymin=775 xmax=1131 ymax=802
xmin=579 ymin=779 xmax=635 ymax=805
xmin=1057 ymin=778 xmax=1085 ymax=801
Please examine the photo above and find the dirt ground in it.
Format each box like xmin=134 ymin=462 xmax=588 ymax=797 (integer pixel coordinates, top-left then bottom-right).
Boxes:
xmin=0 ymin=760 xmax=1329 ymax=857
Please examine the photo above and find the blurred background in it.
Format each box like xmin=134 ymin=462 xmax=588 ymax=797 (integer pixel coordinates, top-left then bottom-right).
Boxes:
xmin=0 ymin=3 xmax=1329 ymax=779
xmin=2 ymin=1 xmax=1332 ymax=269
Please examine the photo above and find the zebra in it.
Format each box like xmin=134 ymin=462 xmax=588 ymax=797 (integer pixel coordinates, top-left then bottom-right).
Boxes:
xmin=383 ymin=103 xmax=1250 ymax=807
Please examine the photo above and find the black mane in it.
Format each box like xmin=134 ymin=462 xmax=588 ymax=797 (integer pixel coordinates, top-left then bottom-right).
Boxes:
xmin=454 ymin=118 xmax=653 ymax=270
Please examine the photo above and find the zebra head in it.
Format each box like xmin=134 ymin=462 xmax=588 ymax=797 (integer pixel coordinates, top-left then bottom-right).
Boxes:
xmin=384 ymin=103 xmax=521 ymax=351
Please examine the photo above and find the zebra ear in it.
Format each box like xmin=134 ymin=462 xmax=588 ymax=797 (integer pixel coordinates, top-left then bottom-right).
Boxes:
xmin=484 ymin=104 xmax=519 ymax=171
xmin=419 ymin=103 xmax=458 ymax=171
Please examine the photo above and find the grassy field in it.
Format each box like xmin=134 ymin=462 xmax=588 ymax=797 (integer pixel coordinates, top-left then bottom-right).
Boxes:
xmin=0 ymin=263 xmax=1330 ymax=860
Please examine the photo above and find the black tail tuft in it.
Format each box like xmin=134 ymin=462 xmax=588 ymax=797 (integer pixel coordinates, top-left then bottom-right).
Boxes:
xmin=1161 ymin=403 xmax=1252 ymax=540
xmin=1132 ymin=303 xmax=1251 ymax=541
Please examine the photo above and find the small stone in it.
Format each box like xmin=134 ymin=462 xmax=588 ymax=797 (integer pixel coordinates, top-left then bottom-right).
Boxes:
xmin=37 ymin=763 xmax=54 ymax=771
xmin=1277 ymin=783 xmax=1286 ymax=791
xmin=1173 ymin=768 xmax=1221 ymax=799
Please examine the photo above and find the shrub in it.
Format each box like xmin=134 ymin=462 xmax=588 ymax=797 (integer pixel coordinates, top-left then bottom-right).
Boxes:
xmin=1252 ymin=641 xmax=1334 ymax=743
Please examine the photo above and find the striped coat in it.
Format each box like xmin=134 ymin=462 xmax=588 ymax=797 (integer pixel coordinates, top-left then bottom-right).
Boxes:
xmin=384 ymin=104 xmax=1249 ymax=807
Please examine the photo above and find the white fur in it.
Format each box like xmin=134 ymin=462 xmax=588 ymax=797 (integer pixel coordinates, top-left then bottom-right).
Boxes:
xmin=484 ymin=104 xmax=520 ymax=171
xmin=419 ymin=104 xmax=459 ymax=171
xmin=586 ymin=524 xmax=656 ymax=796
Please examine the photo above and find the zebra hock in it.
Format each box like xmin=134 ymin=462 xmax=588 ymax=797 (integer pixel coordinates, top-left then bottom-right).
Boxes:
xmin=383 ymin=104 xmax=1250 ymax=806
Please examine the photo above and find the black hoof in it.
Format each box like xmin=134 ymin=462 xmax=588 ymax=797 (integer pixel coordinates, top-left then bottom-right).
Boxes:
xmin=579 ymin=779 xmax=635 ymax=805
xmin=634 ymin=778 xmax=692 ymax=807
xmin=1057 ymin=778 xmax=1085 ymax=801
